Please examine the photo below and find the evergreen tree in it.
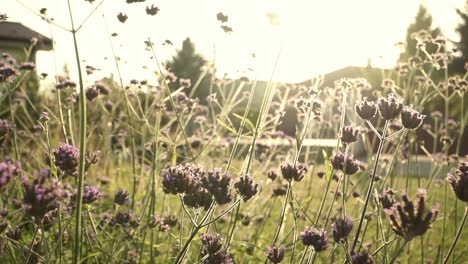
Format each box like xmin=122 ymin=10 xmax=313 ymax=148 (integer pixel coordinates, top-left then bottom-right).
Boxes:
xmin=450 ymin=2 xmax=468 ymax=74
xmin=399 ymin=5 xmax=441 ymax=62
xmin=166 ymin=38 xmax=212 ymax=103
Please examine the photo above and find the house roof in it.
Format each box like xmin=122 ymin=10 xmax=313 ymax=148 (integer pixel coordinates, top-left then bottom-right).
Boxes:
xmin=0 ymin=22 xmax=52 ymax=51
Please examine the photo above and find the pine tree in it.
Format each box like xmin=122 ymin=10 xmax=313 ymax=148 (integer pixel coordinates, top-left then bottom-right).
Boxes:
xmin=450 ymin=2 xmax=468 ymax=74
xmin=166 ymin=38 xmax=212 ymax=102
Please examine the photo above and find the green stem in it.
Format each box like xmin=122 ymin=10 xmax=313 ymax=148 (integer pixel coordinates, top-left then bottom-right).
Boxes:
xmin=351 ymin=121 xmax=388 ymax=252
xmin=272 ymin=181 xmax=292 ymax=245
xmin=67 ymin=0 xmax=87 ymax=263
xmin=442 ymin=206 xmax=468 ymax=264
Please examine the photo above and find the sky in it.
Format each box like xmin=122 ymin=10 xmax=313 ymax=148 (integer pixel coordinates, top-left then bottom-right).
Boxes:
xmin=3 ymin=0 xmax=467 ymax=84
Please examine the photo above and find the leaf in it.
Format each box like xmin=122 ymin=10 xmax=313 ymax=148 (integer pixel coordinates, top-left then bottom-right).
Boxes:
xmin=322 ymin=149 xmax=332 ymax=181
xmin=216 ymin=118 xmax=237 ymax=134
xmin=232 ymin=113 xmax=255 ymax=132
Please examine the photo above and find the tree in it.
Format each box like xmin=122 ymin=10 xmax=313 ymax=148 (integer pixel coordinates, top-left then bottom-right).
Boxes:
xmin=450 ymin=2 xmax=468 ymax=74
xmin=166 ymin=38 xmax=212 ymax=103
xmin=399 ymin=5 xmax=441 ymax=62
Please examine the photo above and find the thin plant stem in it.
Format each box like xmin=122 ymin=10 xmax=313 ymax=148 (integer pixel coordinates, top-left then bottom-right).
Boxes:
xmin=442 ymin=205 xmax=468 ymax=264
xmin=272 ymin=180 xmax=292 ymax=245
xmin=67 ymin=0 xmax=87 ymax=262
xmin=389 ymin=240 xmax=408 ymax=264
xmin=351 ymin=121 xmax=388 ymax=252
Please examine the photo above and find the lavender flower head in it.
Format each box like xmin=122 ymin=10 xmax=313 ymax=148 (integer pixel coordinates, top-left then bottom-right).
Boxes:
xmin=22 ymin=176 xmax=65 ymax=219
xmin=384 ymin=189 xmax=439 ymax=241
xmin=351 ymin=251 xmax=374 ymax=264
xmin=52 ymin=143 xmax=80 ymax=176
xmin=355 ymin=98 xmax=377 ymax=120
xmin=332 ymin=216 xmax=354 ymax=243
xmin=377 ymin=93 xmax=403 ymax=120
xmin=114 ymin=188 xmax=131 ymax=206
xmin=401 ymin=106 xmax=426 ymax=130
xmin=331 ymin=152 xmax=361 ymax=175
xmin=0 ymin=119 xmax=14 ymax=138
xmin=201 ymin=233 xmax=223 ymax=255
xmin=82 ymin=185 xmax=101 ymax=204
xmin=341 ymin=125 xmax=359 ymax=144
xmin=448 ymin=162 xmax=468 ymax=202
xmin=201 ymin=168 xmax=232 ymax=205
xmin=266 ymin=245 xmax=285 ymax=263
xmin=234 ymin=173 xmax=258 ymax=202
xmin=0 ymin=161 xmax=21 ymax=190
xmin=300 ymin=227 xmax=328 ymax=252
xmin=161 ymin=163 xmax=201 ymax=194
xmin=280 ymin=162 xmax=307 ymax=182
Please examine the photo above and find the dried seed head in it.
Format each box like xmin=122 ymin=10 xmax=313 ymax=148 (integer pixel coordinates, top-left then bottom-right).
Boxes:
xmin=115 ymin=211 xmax=132 ymax=226
xmin=300 ymin=227 xmax=328 ymax=252
xmin=341 ymin=125 xmax=359 ymax=144
xmin=377 ymin=93 xmax=403 ymax=120
xmin=384 ymin=189 xmax=438 ymax=241
xmin=161 ymin=163 xmax=201 ymax=194
xmin=19 ymin=62 xmax=35 ymax=71
xmin=267 ymin=169 xmax=279 ymax=181
xmin=331 ymin=152 xmax=361 ymax=175
xmin=448 ymin=162 xmax=468 ymax=202
xmin=266 ymin=245 xmax=285 ymax=263
xmin=183 ymin=187 xmax=213 ymax=210
xmin=114 ymin=188 xmax=131 ymax=206
xmin=280 ymin=162 xmax=307 ymax=182
xmin=117 ymin=13 xmax=128 ymax=23
xmin=0 ymin=119 xmax=14 ymax=138
xmin=145 ymin=5 xmax=160 ymax=15
xmin=332 ymin=216 xmax=354 ymax=243
xmin=234 ymin=173 xmax=258 ymax=202
xmin=86 ymin=86 xmax=99 ymax=101
xmin=272 ymin=185 xmax=287 ymax=197
xmin=201 ymin=233 xmax=223 ymax=255
xmin=379 ymin=189 xmax=397 ymax=209
xmin=355 ymin=97 xmax=377 ymax=120
xmin=401 ymin=106 xmax=425 ymax=130
xmin=201 ymin=168 xmax=232 ymax=205
xmin=351 ymin=250 xmax=374 ymax=264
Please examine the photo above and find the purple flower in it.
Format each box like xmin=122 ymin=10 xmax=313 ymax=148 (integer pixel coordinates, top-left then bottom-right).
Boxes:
xmin=266 ymin=245 xmax=285 ymax=263
xmin=82 ymin=185 xmax=101 ymax=204
xmin=0 ymin=161 xmax=21 ymax=190
xmin=114 ymin=188 xmax=131 ymax=206
xmin=22 ymin=176 xmax=64 ymax=219
xmin=300 ymin=227 xmax=328 ymax=252
xmin=234 ymin=173 xmax=258 ymax=202
xmin=280 ymin=162 xmax=307 ymax=182
xmin=52 ymin=143 xmax=80 ymax=176
xmin=332 ymin=216 xmax=354 ymax=243
xmin=201 ymin=168 xmax=232 ymax=205
xmin=384 ymin=189 xmax=439 ymax=241
xmin=401 ymin=106 xmax=425 ymax=130
xmin=448 ymin=162 xmax=468 ymax=202
xmin=355 ymin=98 xmax=377 ymax=120
xmin=377 ymin=93 xmax=403 ymax=120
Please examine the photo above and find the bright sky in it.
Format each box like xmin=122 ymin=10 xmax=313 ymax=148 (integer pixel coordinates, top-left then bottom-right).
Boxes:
xmin=3 ymin=0 xmax=466 ymax=84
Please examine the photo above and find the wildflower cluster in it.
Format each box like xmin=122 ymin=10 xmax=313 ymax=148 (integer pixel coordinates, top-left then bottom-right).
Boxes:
xmin=356 ymin=93 xmax=425 ymax=129
xmin=52 ymin=143 xmax=80 ymax=177
xmin=384 ymin=189 xmax=438 ymax=241
xmin=162 ymin=164 xmax=256 ymax=209
xmin=200 ymin=233 xmax=235 ymax=263
xmin=447 ymin=162 xmax=468 ymax=202
xmin=0 ymin=160 xmax=21 ymax=190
